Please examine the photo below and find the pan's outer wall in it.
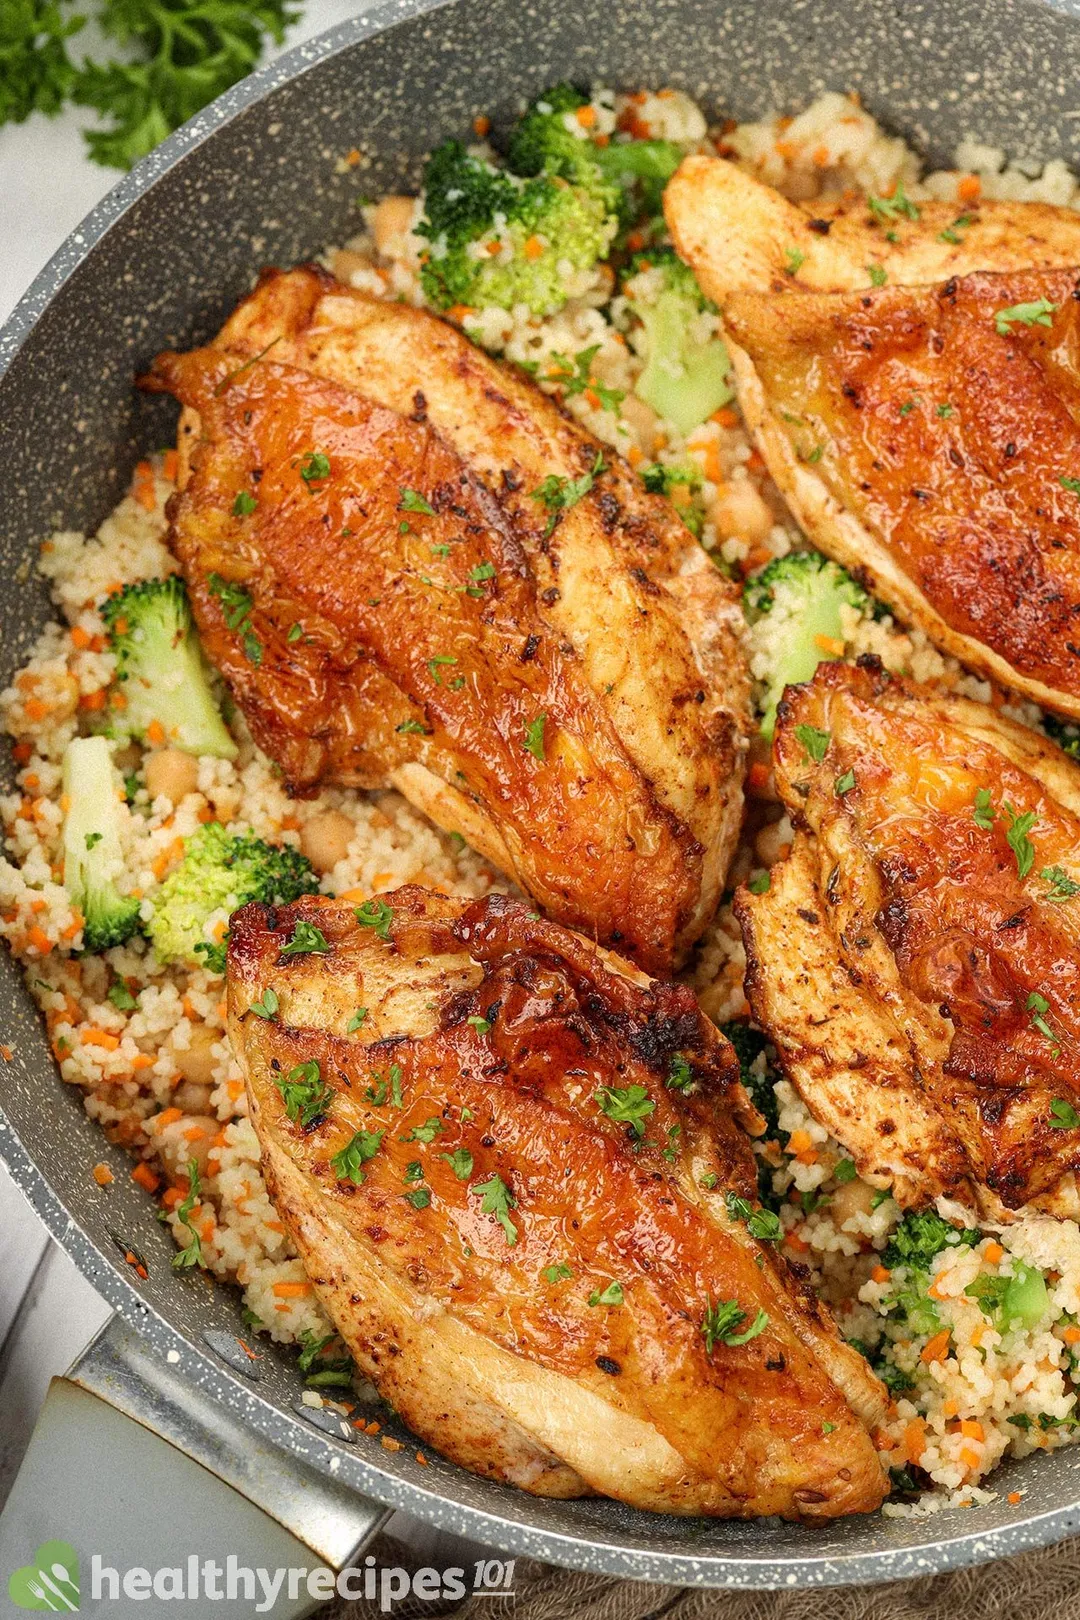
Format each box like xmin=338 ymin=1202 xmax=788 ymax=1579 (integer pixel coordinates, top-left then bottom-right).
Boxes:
xmin=5 ymin=0 xmax=1080 ymax=1587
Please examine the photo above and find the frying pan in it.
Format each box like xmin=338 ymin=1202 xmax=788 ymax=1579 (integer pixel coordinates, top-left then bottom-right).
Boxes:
xmin=5 ymin=0 xmax=1080 ymax=1595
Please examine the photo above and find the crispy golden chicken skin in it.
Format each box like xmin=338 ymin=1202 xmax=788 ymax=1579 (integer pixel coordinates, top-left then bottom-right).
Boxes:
xmin=227 ymin=886 xmax=887 ymax=1520
xmin=666 ymin=156 xmax=1080 ymax=719
xmin=736 ymin=657 xmax=1080 ymax=1221
xmin=144 ymin=269 xmax=750 ymax=974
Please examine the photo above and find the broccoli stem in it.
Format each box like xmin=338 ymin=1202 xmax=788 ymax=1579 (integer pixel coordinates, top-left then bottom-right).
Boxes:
xmin=61 ymin=736 xmax=141 ymax=952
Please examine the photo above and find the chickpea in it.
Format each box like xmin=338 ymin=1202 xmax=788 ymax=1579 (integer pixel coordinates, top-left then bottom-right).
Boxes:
xmin=371 ymin=195 xmax=417 ymax=257
xmin=300 ymin=809 xmax=355 ymax=875
xmin=144 ymin=747 xmax=199 ymax=805
xmin=619 ymin=393 xmax=659 ymax=452
xmin=159 ymin=1115 xmax=218 ymax=1179
xmin=173 ymin=1078 xmax=214 ymax=1114
xmin=710 ymin=478 xmax=775 ymax=546
xmin=170 ymin=1023 xmax=219 ymax=1088
xmin=754 ymin=816 xmax=792 ymax=867
xmin=829 ymin=1175 xmax=879 ymax=1227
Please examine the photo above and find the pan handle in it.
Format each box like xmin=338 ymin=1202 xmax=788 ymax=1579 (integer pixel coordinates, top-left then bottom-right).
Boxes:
xmin=0 ymin=1314 xmax=388 ymax=1618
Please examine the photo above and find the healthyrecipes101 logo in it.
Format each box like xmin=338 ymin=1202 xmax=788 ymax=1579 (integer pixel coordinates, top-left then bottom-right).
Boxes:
xmin=8 ymin=1541 xmax=80 ymax=1610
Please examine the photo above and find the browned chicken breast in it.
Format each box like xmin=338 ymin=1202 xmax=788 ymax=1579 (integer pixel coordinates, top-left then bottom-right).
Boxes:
xmin=144 ymin=269 xmax=750 ymax=974
xmin=666 ymin=156 xmax=1080 ymax=720
xmin=736 ymin=657 xmax=1080 ymax=1222
xmin=227 ymin=886 xmax=887 ymax=1520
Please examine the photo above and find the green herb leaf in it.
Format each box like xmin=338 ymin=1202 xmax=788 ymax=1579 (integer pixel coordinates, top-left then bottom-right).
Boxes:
xmin=427 ymin=654 xmax=458 ymax=684
xmin=232 ymin=490 xmax=257 ymax=516
xmin=666 ymin=1053 xmax=693 ymax=1092
xmin=171 ymin=1156 xmax=203 ymax=1270
xmin=1061 ymin=477 xmax=1080 ymax=496
xmin=107 ymin=978 xmax=137 ymax=1011
xmin=747 ymin=871 xmax=770 ymax=895
xmin=467 ymin=1013 xmax=493 ymax=1036
xmin=274 ymin=1060 xmax=334 ymax=1128
xmin=472 ymin=1172 xmax=518 ymax=1244
xmin=994 ymin=298 xmax=1058 ymax=336
xmin=867 ymin=183 xmax=920 ymax=223
xmin=701 ymin=1298 xmax=769 ymax=1352
xmin=937 ymin=403 xmax=955 ymax=419
xmin=441 ymin=1147 xmax=474 ymax=1180
xmin=1027 ymin=990 xmax=1059 ymax=1048
xmin=395 ymin=718 xmax=430 ymax=735
xmin=406 ymin=1117 xmax=443 ymax=1144
xmin=330 ymin=1127 xmax=384 ymax=1184
xmin=249 ymin=987 xmax=279 ymax=1020
xmin=835 ymin=768 xmax=856 ymax=796
xmin=300 ymin=451 xmax=330 ymax=485
xmin=355 ymin=897 xmax=393 ymax=941
xmin=405 ymin=1185 xmax=432 ymax=1209
xmin=587 ymin=1280 xmax=624 ymax=1307
xmin=1004 ymin=803 xmax=1038 ymax=878
xmin=399 ymin=487 xmax=436 ymax=515
xmin=530 ymin=452 xmax=605 ymax=536
xmin=594 ymin=1082 xmax=655 ymax=1137
xmin=280 ymin=919 xmax=330 ymax=957
xmin=867 ymin=263 xmax=887 ymax=286
xmin=833 ymin=1157 xmax=858 ymax=1183
xmin=785 ymin=247 xmax=805 ymax=275
xmin=545 ymin=346 xmax=624 ymax=412
xmin=973 ymin=788 xmax=996 ymax=829
xmin=1041 ymin=865 xmax=1080 ymax=903
xmin=346 ymin=1008 xmax=368 ymax=1033
xmin=542 ymin=1261 xmax=573 ymax=1284
xmin=794 ymin=723 xmax=830 ymax=763
xmin=523 ymin=713 xmax=547 ymax=762
xmin=1050 ymin=1098 xmax=1080 ymax=1129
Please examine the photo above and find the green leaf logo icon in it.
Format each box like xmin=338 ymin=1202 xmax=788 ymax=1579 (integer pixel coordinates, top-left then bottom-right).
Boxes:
xmin=8 ymin=1541 xmax=80 ymax=1610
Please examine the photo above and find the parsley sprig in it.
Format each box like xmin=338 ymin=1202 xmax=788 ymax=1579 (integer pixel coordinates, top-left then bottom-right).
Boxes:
xmin=531 ymin=452 xmax=605 ymax=537
xmin=171 ymin=1156 xmax=203 ymax=1270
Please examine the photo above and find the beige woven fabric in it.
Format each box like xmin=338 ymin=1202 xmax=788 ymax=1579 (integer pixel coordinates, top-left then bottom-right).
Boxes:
xmin=330 ymin=1530 xmax=1080 ymax=1620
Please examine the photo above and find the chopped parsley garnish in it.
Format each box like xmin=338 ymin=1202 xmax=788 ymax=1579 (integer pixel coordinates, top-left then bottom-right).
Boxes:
xmin=785 ymin=247 xmax=805 ymax=275
xmin=746 ymin=871 xmax=771 ymax=895
xmin=406 ymin=1117 xmax=443 ymax=1144
xmin=666 ymin=1053 xmax=693 ymax=1092
xmin=835 ymin=768 xmax=856 ymax=796
xmin=171 ymin=1157 xmax=203 ymax=1270
xmin=207 ymin=572 xmax=261 ymax=666
xmin=85 ymin=831 xmax=103 ymax=850
xmin=441 ymin=1147 xmax=474 ymax=1180
xmin=937 ymin=403 xmax=955 ymax=418
xmin=232 ymin=490 xmax=257 ymax=516
xmin=794 ymin=723 xmax=830 ymax=762
xmin=546 ymin=346 xmax=624 ymax=412
xmin=1050 ymin=1098 xmax=1080 ymax=1129
xmin=522 ymin=713 xmax=547 ymax=762
xmin=588 ymin=1281 xmax=624 ymax=1307
xmin=804 ymin=444 xmax=824 ymax=464
xmin=701 ymin=1298 xmax=769 ymax=1352
xmin=472 ymin=1173 xmax=518 ymax=1245
xmin=724 ymin=1191 xmax=783 ymax=1243
xmin=994 ymin=298 xmax=1057 ymax=336
xmin=542 ymin=1262 xmax=573 ymax=1284
xmin=1027 ymin=991 xmax=1059 ymax=1048
xmin=346 ymin=1008 xmax=369 ymax=1033
xmin=287 ymin=623 xmax=303 ymax=643
xmin=899 ymin=397 xmax=920 ymax=417
xmin=330 ymin=1128 xmax=384 ymax=1184
xmin=355 ymin=897 xmax=393 ymax=941
xmin=868 ymin=182 xmax=920 ymax=223
xmin=274 ymin=1060 xmax=333 ymax=1128
xmin=594 ymin=1083 xmax=655 ymax=1137
xmin=300 ymin=451 xmax=331 ymax=486
xmin=1062 ymin=477 xmax=1080 ymax=496
xmin=399 ymin=487 xmax=436 ymax=516
xmin=107 ymin=978 xmax=137 ymax=1011
xmin=1004 ymin=803 xmax=1038 ymax=878
xmin=405 ymin=1186 xmax=432 ymax=1209
xmin=280 ymin=919 xmax=330 ymax=957
xmin=530 ymin=452 xmax=605 ymax=536
xmin=427 ymin=654 xmax=458 ymax=684
xmin=1041 ymin=865 xmax=1080 ymax=903
xmin=936 ymin=213 xmax=974 ymax=245
xmin=973 ymin=787 xmax=996 ymax=829
xmin=403 ymin=1160 xmax=424 ymax=1183
xmin=395 ymin=718 xmax=430 ymax=735
xmin=867 ymin=263 xmax=887 ymax=286
xmin=467 ymin=1013 xmax=493 ymax=1036
xmin=249 ymin=987 xmax=279 ymax=1020
xmin=834 ymin=1157 xmax=858 ymax=1183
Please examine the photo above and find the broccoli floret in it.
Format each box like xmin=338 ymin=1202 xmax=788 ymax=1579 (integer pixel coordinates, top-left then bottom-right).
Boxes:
xmin=506 ymin=83 xmax=682 ymax=224
xmin=720 ymin=1019 xmax=780 ymax=1140
xmin=623 ymin=248 xmax=733 ymax=436
xmin=882 ymin=1208 xmax=981 ymax=1272
xmin=416 ymin=139 xmax=616 ymax=317
xmin=101 ymin=577 xmax=236 ymax=760
xmin=743 ymin=550 xmax=869 ymax=739
xmin=61 ymin=736 xmax=142 ymax=952
xmin=147 ymin=821 xmax=318 ymax=967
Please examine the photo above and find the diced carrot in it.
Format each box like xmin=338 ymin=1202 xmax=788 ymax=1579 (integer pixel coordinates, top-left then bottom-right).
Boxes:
xmin=958 ymin=174 xmax=981 ymax=203
xmin=904 ymin=1418 xmax=926 ymax=1464
xmin=161 ymin=1185 xmax=184 ymax=1209
xmin=970 ymin=1323 xmax=984 ymax=1348
xmin=958 ymin=1442 xmax=981 ymax=1469
xmin=92 ymin=1163 xmax=114 ymax=1186
xmin=197 ymin=806 xmax=215 ymax=823
xmin=960 ymin=1419 xmax=984 ymax=1441
xmin=583 ymin=386 xmax=602 ymax=410
xmin=523 ymin=234 xmax=545 ymax=261
xmin=575 ymin=104 xmax=597 ymax=128
xmin=12 ymin=741 xmax=32 ymax=763
xmin=814 ymin=633 xmax=845 ymax=657
xmin=871 ymin=1264 xmax=891 ymax=1284
xmin=155 ymin=1107 xmax=183 ymax=1129
xmin=1008 ymin=1491 xmax=1023 ymax=1504
xmin=1063 ymin=1326 xmax=1080 ymax=1345
xmin=79 ymin=689 xmax=107 ymax=712
xmin=146 ymin=719 xmax=166 ymax=747
xmin=227 ymin=1079 xmax=244 ymax=1101
xmin=131 ymin=1053 xmax=154 ymax=1071
xmin=70 ymin=625 xmax=92 ymax=650
xmin=711 ymin=406 xmax=740 ymax=429
xmin=0 ymin=1045 xmax=12 ymax=1062
xmin=872 ymin=1427 xmax=896 ymax=1452
xmin=279 ymin=814 xmax=301 ymax=832
xmin=163 ymin=449 xmax=179 ymax=481
xmin=110 ymin=689 xmax=128 ymax=711
xmin=338 ymin=888 xmax=367 ymax=902
xmin=27 ymin=926 xmax=53 ymax=955
xmin=272 ymin=1281 xmax=312 ymax=1299
xmin=416 ymin=1450 xmax=429 ymax=1466
xmin=183 ymin=1125 xmax=206 ymax=1142
xmin=472 ymin=113 xmax=491 ymax=137
xmin=813 ymin=143 xmax=831 ymax=167
xmin=775 ymin=139 xmax=797 ymax=160
xmin=131 ymin=1162 xmax=160 ymax=1193
xmin=81 ymin=1027 xmax=120 ymax=1050
xmin=942 ymin=1398 xmax=959 ymax=1417
xmin=446 ymin=305 xmax=476 ymax=324
xmin=381 ymin=1436 xmax=404 ymax=1452
xmin=60 ymin=914 xmax=83 ymax=941
xmin=29 ymin=897 xmax=46 ymax=914
xmin=921 ymin=1329 xmax=951 ymax=1364
xmin=23 ymin=697 xmax=48 ymax=722
xmin=627 ymin=445 xmax=643 ymax=468
xmin=747 ymin=761 xmax=771 ymax=796
xmin=265 ymin=1221 xmax=285 ymax=1234
xmin=785 ymin=1229 xmax=809 ymax=1253
xmin=983 ymin=1241 xmax=1004 ymax=1265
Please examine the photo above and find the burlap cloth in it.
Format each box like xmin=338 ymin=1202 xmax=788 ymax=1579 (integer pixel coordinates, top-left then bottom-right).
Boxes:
xmin=328 ymin=1526 xmax=1080 ymax=1620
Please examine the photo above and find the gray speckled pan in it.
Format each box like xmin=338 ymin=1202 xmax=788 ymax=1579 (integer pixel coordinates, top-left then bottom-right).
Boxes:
xmin=4 ymin=0 xmax=1080 ymax=1587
